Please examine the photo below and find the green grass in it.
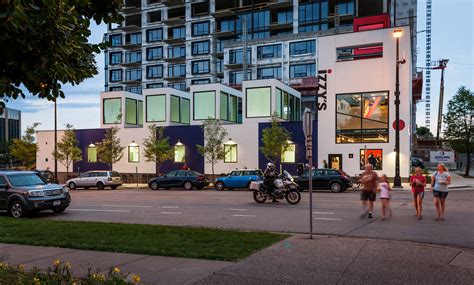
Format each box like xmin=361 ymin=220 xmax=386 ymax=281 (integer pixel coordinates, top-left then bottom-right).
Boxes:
xmin=0 ymin=217 xmax=287 ymax=261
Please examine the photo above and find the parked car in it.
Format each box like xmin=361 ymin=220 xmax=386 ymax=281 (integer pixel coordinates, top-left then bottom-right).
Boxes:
xmin=66 ymin=171 xmax=123 ymax=190
xmin=295 ymin=168 xmax=351 ymax=193
xmin=148 ymin=170 xmax=209 ymax=190
xmin=35 ymin=169 xmax=57 ymax=184
xmin=0 ymin=171 xmax=71 ymax=218
xmin=411 ymin=158 xmax=425 ymax=168
xmin=215 ymin=169 xmax=263 ymax=190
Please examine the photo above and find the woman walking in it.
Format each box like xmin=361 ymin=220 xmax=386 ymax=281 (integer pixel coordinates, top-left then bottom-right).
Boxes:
xmin=410 ymin=167 xmax=426 ymax=220
xmin=431 ymin=163 xmax=451 ymax=221
xmin=378 ymin=174 xmax=392 ymax=220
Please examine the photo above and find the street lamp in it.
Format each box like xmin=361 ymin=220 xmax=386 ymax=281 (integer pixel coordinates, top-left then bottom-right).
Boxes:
xmin=393 ymin=29 xmax=406 ymax=188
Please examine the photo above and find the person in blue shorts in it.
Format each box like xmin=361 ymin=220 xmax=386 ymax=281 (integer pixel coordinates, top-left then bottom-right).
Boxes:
xmin=431 ymin=163 xmax=451 ymax=221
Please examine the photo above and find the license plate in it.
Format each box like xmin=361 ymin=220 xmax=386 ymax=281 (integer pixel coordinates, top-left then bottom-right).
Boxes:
xmin=53 ymin=200 xmax=61 ymax=206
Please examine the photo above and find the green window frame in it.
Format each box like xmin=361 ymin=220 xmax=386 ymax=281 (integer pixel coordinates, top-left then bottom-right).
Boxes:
xmin=170 ymin=95 xmax=180 ymax=123
xmin=87 ymin=147 xmax=97 ymax=162
xmin=246 ymin=87 xmax=271 ymax=118
xmin=194 ymin=91 xmax=216 ymax=120
xmin=125 ymin=98 xmax=137 ymax=125
xmin=128 ymin=145 xmax=139 ymax=163
xmin=146 ymin=95 xmax=166 ymax=122
xmin=103 ymin=98 xmax=122 ymax=124
xmin=281 ymin=143 xmax=295 ymax=163
xmin=224 ymin=144 xmax=238 ymax=163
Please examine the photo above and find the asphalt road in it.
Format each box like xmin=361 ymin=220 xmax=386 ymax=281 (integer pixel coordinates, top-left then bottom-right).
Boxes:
xmin=25 ymin=188 xmax=474 ymax=249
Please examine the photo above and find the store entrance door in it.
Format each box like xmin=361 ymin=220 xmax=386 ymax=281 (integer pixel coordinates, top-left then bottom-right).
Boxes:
xmin=328 ymin=154 xmax=343 ymax=170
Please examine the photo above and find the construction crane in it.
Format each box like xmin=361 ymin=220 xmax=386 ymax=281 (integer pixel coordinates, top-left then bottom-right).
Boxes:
xmin=425 ymin=0 xmax=432 ymax=129
xmin=432 ymin=59 xmax=449 ymax=147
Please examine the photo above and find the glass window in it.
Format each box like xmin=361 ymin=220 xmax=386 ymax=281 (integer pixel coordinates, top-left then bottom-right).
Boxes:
xmin=109 ymin=86 xmax=123 ymax=91
xmin=181 ymin=98 xmax=190 ymax=124
xmin=147 ymin=28 xmax=163 ymax=42
xmin=128 ymin=145 xmax=139 ymax=163
xmin=146 ymin=95 xmax=166 ymax=122
xmin=146 ymin=47 xmax=163 ymax=60
xmin=170 ymin=95 xmax=180 ymax=123
xmin=257 ymin=66 xmax=281 ymax=79
xmin=257 ymin=44 xmax=282 ymax=59
xmin=168 ymin=64 xmax=186 ymax=77
xmin=192 ymin=60 xmax=210 ymax=74
xmin=246 ymin=87 xmax=270 ymax=118
xmin=146 ymin=83 xmax=164 ymax=88
xmin=170 ymin=26 xmax=185 ymax=39
xmin=126 ymin=33 xmax=141 ymax=45
xmin=168 ymin=45 xmax=186 ymax=58
xmin=174 ymin=145 xmax=185 ymax=162
xmin=168 ymin=82 xmax=187 ymax=91
xmin=109 ymin=69 xmax=122 ymax=82
xmin=109 ymin=52 xmax=122 ymax=65
xmin=282 ymin=91 xmax=289 ymax=120
xmin=125 ymin=68 xmax=142 ymax=81
xmin=360 ymin=149 xmax=383 ymax=170
xmin=290 ymin=40 xmax=316 ymax=55
xmin=138 ymin=101 xmax=143 ymax=125
xmin=277 ymin=9 xmax=293 ymax=24
xmin=229 ymin=70 xmax=251 ymax=85
xmin=229 ymin=48 xmax=251 ymax=64
xmin=148 ymin=10 xmax=161 ymax=22
xmin=192 ymin=21 xmax=209 ymax=36
xmin=192 ymin=40 xmax=210 ymax=55
xmin=146 ymin=65 xmax=163 ymax=79
xmin=229 ymin=95 xmax=237 ymax=122
xmin=103 ymin=98 xmax=121 ymax=124
xmin=109 ymin=34 xmax=122 ymax=46
xmin=290 ymin=63 xmax=316 ymax=78
xmin=336 ymin=92 xmax=389 ymax=143
xmin=125 ymin=85 xmax=142 ymax=94
xmin=220 ymin=92 xmax=228 ymax=121
xmin=125 ymin=98 xmax=138 ymax=125
xmin=191 ymin=79 xmax=211 ymax=85
xmin=224 ymin=144 xmax=237 ymax=163
xmin=281 ymin=143 xmax=295 ymax=163
xmin=125 ymin=51 xmax=141 ymax=63
xmin=275 ymin=88 xmax=282 ymax=118
xmin=194 ymin=91 xmax=215 ymax=120
xmin=87 ymin=146 xmax=97 ymax=162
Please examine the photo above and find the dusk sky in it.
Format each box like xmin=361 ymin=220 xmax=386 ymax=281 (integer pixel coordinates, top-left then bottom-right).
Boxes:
xmin=7 ymin=0 xmax=473 ymax=135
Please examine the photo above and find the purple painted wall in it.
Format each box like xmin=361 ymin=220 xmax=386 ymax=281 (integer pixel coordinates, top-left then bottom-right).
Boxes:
xmin=73 ymin=128 xmax=110 ymax=173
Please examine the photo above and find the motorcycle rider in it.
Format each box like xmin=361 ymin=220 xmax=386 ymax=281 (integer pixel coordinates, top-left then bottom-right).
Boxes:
xmin=263 ymin=162 xmax=278 ymax=203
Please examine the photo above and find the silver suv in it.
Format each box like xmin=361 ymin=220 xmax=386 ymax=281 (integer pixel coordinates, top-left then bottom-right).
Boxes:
xmin=66 ymin=171 xmax=123 ymax=190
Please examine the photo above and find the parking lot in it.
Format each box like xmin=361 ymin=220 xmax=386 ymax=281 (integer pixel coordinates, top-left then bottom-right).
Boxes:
xmin=20 ymin=187 xmax=474 ymax=249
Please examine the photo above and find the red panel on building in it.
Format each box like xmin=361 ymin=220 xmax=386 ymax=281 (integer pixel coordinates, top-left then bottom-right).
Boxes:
xmin=354 ymin=14 xmax=391 ymax=32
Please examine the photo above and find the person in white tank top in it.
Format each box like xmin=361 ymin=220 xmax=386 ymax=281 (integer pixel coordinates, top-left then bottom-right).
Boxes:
xmin=378 ymin=174 xmax=392 ymax=220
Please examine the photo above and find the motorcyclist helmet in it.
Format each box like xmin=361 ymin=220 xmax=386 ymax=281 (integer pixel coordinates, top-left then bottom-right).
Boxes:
xmin=267 ymin=162 xmax=274 ymax=170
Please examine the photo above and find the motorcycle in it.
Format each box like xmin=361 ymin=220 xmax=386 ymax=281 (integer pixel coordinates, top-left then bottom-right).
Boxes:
xmin=249 ymin=170 xmax=301 ymax=205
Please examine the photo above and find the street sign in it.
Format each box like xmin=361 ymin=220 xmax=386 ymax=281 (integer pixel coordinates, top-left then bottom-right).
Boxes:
xmin=392 ymin=119 xmax=406 ymax=131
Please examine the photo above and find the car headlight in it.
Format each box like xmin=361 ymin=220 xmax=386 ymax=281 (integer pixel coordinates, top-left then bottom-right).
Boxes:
xmin=28 ymin=190 xmax=45 ymax=197
xmin=62 ymin=186 xmax=69 ymax=193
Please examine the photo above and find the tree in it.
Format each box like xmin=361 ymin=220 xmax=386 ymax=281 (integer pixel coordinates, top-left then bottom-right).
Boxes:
xmin=10 ymin=123 xmax=40 ymax=169
xmin=0 ymin=0 xmax=122 ymax=100
xmin=197 ymin=119 xmax=228 ymax=183
xmin=260 ymin=113 xmax=292 ymax=167
xmin=96 ymin=125 xmax=125 ymax=170
xmin=416 ymin=126 xmax=434 ymax=139
xmin=443 ymin=86 xmax=474 ymax=176
xmin=53 ymin=124 xmax=82 ymax=177
xmin=143 ymin=125 xmax=174 ymax=175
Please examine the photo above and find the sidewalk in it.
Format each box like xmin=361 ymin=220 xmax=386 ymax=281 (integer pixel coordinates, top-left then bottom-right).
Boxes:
xmin=2 ymin=236 xmax=473 ymax=284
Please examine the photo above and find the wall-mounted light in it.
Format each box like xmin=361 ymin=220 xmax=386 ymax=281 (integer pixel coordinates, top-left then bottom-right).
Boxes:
xmin=129 ymin=140 xmax=138 ymax=147
xmin=224 ymin=138 xmax=237 ymax=145
xmin=88 ymin=142 xmax=96 ymax=148
xmin=393 ymin=29 xmax=403 ymax=38
xmin=287 ymin=140 xmax=294 ymax=144
xmin=175 ymin=140 xmax=184 ymax=146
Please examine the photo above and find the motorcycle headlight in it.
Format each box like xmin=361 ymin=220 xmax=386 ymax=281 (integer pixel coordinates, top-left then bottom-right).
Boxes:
xmin=28 ymin=190 xmax=45 ymax=197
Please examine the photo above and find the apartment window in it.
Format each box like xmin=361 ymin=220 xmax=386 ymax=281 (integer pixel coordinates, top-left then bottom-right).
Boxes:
xmin=169 ymin=96 xmax=190 ymax=124
xmin=192 ymin=2 xmax=209 ymax=16
xmin=168 ymin=45 xmax=186 ymax=58
xmin=281 ymin=143 xmax=295 ymax=163
xmin=170 ymin=95 xmax=180 ymax=123
xmin=337 ymin=1 xmax=355 ymax=15
xmin=170 ymin=26 xmax=185 ymax=39
xmin=257 ymin=66 xmax=281 ymax=80
xmin=87 ymin=146 xmax=97 ymax=162
xmin=148 ymin=10 xmax=161 ymax=23
xmin=125 ymin=33 xmax=141 ymax=45
xmin=109 ymin=86 xmax=123 ymax=91
xmin=181 ymin=98 xmax=190 ymax=124
xmin=191 ymin=40 xmax=210 ymax=55
xmin=224 ymin=144 xmax=237 ymax=163
xmin=229 ymin=70 xmax=251 ymax=85
xmin=125 ymin=51 xmax=141 ymax=63
xmin=146 ymin=65 xmax=163 ymax=79
xmin=109 ymin=69 xmax=122 ymax=82
xmin=336 ymin=92 xmax=389 ymax=144
xmin=146 ymin=95 xmax=166 ymax=122
xmin=191 ymin=78 xmax=211 ymax=85
xmin=219 ymin=18 xmax=235 ymax=32
xmin=277 ymin=9 xmax=293 ymax=24
xmin=146 ymin=47 xmax=163 ymax=60
xmin=257 ymin=44 xmax=281 ymax=59
xmin=246 ymin=87 xmax=270 ymax=118
xmin=290 ymin=40 xmax=316 ymax=55
xmin=146 ymin=83 xmax=163 ymax=88
xmin=336 ymin=43 xmax=383 ymax=61
xmin=128 ymin=145 xmax=140 ymax=163
xmin=229 ymin=48 xmax=251 ymax=64
xmin=168 ymin=82 xmax=187 ymax=91
xmin=125 ymin=68 xmax=142 ymax=81
xmin=192 ymin=60 xmax=210 ymax=74
xmin=194 ymin=91 xmax=215 ymax=120
xmin=174 ymin=145 xmax=185 ymax=162
xmin=192 ymin=21 xmax=209 ymax=36
xmin=103 ymin=98 xmax=121 ymax=124
xmin=147 ymin=28 xmax=163 ymax=42
xmin=109 ymin=34 xmax=122 ymax=46
xmin=360 ymin=149 xmax=383 ymax=170
xmin=168 ymin=64 xmax=186 ymax=77
xmin=109 ymin=52 xmax=122 ymax=65
xmin=125 ymin=85 xmax=142 ymax=94
xmin=220 ymin=92 xmax=238 ymax=123
xmin=290 ymin=63 xmax=316 ymax=78
xmin=125 ymin=98 xmax=138 ymax=125
xmin=298 ymin=3 xmax=320 ymax=24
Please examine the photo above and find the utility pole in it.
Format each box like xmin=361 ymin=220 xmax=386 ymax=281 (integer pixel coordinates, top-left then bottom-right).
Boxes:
xmin=433 ymin=59 xmax=449 ymax=148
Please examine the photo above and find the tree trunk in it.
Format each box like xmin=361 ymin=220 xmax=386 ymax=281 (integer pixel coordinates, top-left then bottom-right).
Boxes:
xmin=66 ymin=166 xmax=69 ymax=181
xmin=211 ymin=163 xmax=215 ymax=185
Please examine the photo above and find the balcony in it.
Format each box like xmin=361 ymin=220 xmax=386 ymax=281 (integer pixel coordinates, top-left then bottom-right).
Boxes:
xmin=163 ymin=56 xmax=186 ymax=63
xmin=213 ymin=30 xmax=237 ymax=39
xmin=121 ymin=78 xmax=142 ymax=84
xmin=268 ymin=0 xmax=292 ymax=9
xmin=163 ymin=36 xmax=186 ymax=44
xmin=122 ymin=61 xmax=142 ymax=67
xmin=164 ymin=74 xmax=186 ymax=81
xmin=211 ymin=10 xmax=236 ymax=18
xmin=211 ymin=51 xmax=224 ymax=58
xmin=224 ymin=62 xmax=252 ymax=69
xmin=118 ymin=24 xmax=141 ymax=32
xmin=269 ymin=21 xmax=293 ymax=31
xmin=121 ymin=42 xmax=141 ymax=50
xmin=160 ymin=0 xmax=184 ymax=6
xmin=163 ymin=16 xmax=185 ymax=26
xmin=123 ymin=0 xmax=141 ymax=13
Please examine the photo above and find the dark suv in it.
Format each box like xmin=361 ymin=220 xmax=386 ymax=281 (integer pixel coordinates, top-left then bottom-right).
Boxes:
xmin=0 ymin=171 xmax=71 ymax=218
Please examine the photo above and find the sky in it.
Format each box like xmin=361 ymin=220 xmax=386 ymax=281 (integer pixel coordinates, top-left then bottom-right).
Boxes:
xmin=7 ymin=0 xmax=474 ymax=134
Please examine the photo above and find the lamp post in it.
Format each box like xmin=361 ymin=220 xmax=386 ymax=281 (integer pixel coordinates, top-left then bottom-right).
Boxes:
xmin=393 ymin=29 xmax=405 ymax=188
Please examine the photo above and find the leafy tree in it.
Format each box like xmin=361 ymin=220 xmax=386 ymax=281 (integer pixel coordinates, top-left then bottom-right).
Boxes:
xmin=260 ymin=113 xmax=292 ymax=167
xmin=96 ymin=125 xmax=125 ymax=171
xmin=443 ymin=86 xmax=474 ymax=176
xmin=143 ymin=125 xmax=174 ymax=175
xmin=10 ymin=123 xmax=40 ymax=169
xmin=416 ymin=126 xmax=434 ymax=139
xmin=197 ymin=119 xmax=228 ymax=183
xmin=0 ymin=0 xmax=122 ymax=100
xmin=53 ymin=124 xmax=82 ymax=177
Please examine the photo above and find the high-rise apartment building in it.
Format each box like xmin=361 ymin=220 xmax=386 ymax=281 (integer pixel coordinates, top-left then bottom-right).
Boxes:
xmin=0 ymin=107 xmax=21 ymax=164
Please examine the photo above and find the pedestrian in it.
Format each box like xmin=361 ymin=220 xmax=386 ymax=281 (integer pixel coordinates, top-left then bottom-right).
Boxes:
xmin=410 ymin=167 xmax=426 ymax=219
xmin=180 ymin=163 xmax=190 ymax=171
xmin=378 ymin=174 xmax=392 ymax=220
xmin=431 ymin=163 xmax=451 ymax=221
xmin=360 ymin=164 xmax=379 ymax=218
xmin=323 ymin=160 xmax=328 ymax=168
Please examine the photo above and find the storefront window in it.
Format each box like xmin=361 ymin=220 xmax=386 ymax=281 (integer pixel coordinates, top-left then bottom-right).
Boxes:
xmin=146 ymin=95 xmax=166 ymax=122
xmin=224 ymin=144 xmax=237 ymax=163
xmin=194 ymin=91 xmax=216 ymax=120
xmin=170 ymin=95 xmax=180 ymax=123
xmin=281 ymin=143 xmax=295 ymax=163
xmin=360 ymin=149 xmax=383 ymax=170
xmin=128 ymin=145 xmax=139 ymax=163
xmin=103 ymin=98 xmax=121 ymax=124
xmin=87 ymin=146 xmax=97 ymax=162
xmin=174 ymin=145 xmax=185 ymax=162
xmin=246 ymin=87 xmax=271 ymax=118
xmin=336 ymin=92 xmax=389 ymax=143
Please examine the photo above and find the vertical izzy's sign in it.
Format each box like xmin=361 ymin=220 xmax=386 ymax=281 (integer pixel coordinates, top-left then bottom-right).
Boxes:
xmin=317 ymin=70 xmax=328 ymax=111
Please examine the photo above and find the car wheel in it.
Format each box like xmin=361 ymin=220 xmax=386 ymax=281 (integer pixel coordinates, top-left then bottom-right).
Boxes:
xmin=8 ymin=200 xmax=26 ymax=218
xmin=96 ymin=182 xmax=105 ymax=190
xmin=68 ymin=182 xmax=76 ymax=190
xmin=183 ymin=181 xmax=193 ymax=190
xmin=111 ymin=186 xmax=118 ymax=190
xmin=215 ymin=181 xmax=225 ymax=191
xmin=52 ymin=207 xmax=67 ymax=213
xmin=330 ymin=182 xmax=342 ymax=193
xmin=150 ymin=181 xmax=159 ymax=190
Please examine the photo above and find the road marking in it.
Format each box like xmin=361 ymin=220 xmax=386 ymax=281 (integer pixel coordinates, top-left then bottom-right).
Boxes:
xmin=227 ymin=208 xmax=248 ymax=211
xmin=232 ymin=214 xmax=256 ymax=217
xmin=68 ymin=209 xmax=131 ymax=213
xmin=160 ymin=211 xmax=182 ymax=215
xmin=314 ymin=217 xmax=343 ymax=221
xmin=100 ymin=205 xmax=152 ymax=208
xmin=160 ymin=206 xmax=179 ymax=209
xmin=313 ymin=211 xmax=335 ymax=215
